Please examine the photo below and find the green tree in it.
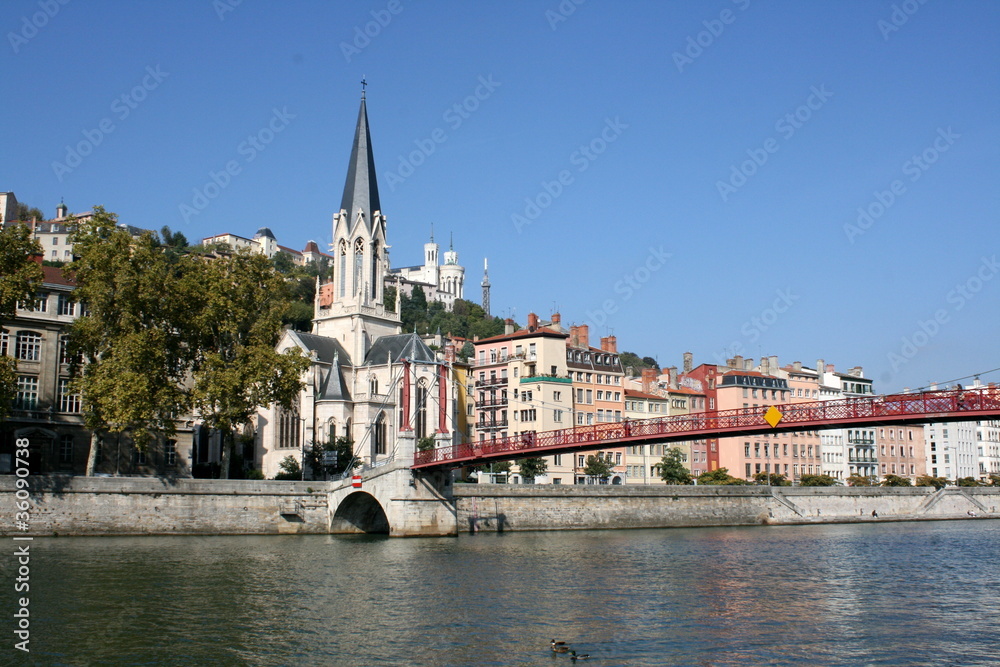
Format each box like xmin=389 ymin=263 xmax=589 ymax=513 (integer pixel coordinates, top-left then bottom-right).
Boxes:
xmin=846 ymin=474 xmax=876 ymax=487
xmin=188 ymin=249 xmax=310 ymax=478
xmin=159 ymin=225 xmax=188 ymax=250
xmin=0 ymin=224 xmax=43 ymax=417
xmin=16 ymin=202 xmax=46 ymax=222
xmin=417 ymin=436 xmax=436 ymax=452
xmin=988 ymin=474 xmax=1000 ymax=487
xmin=383 ymin=285 xmax=397 ymax=312
xmin=618 ymin=351 xmax=658 ymax=376
xmin=67 ymin=208 xmax=195 ymax=473
xmin=517 ymin=456 xmax=548 ymax=482
xmin=583 ymin=454 xmax=614 ymax=481
xmin=880 ymin=474 xmax=913 ymax=487
xmin=657 ymin=446 xmax=692 ymax=484
xmin=697 ymin=467 xmax=748 ymax=485
xmin=273 ymin=455 xmax=301 ymax=480
xmin=915 ymin=475 xmax=949 ymax=490
xmin=271 ymin=251 xmax=296 ymax=275
xmin=753 ymin=471 xmax=791 ymax=486
xmin=955 ymin=476 xmax=980 ymax=487
xmin=799 ymin=474 xmax=838 ymax=487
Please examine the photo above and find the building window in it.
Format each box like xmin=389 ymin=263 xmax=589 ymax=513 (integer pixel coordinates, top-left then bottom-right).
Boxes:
xmin=277 ymin=401 xmax=301 ymax=450
xmin=0 ymin=329 xmax=7 ymax=356
xmin=15 ymin=331 xmax=42 ymax=361
xmin=136 ymin=448 xmax=146 ymax=466
xmin=165 ymin=439 xmax=177 ymax=466
xmin=58 ymin=378 xmax=82 ymax=413
xmin=58 ymin=434 xmax=73 ymax=465
xmin=58 ymin=295 xmax=76 ymax=316
xmin=373 ymin=412 xmax=387 ymax=456
xmin=15 ymin=376 xmax=38 ymax=410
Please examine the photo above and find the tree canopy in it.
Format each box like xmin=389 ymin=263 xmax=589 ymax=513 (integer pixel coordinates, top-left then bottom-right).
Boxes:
xmin=696 ymin=467 xmax=748 ymax=485
xmin=880 ymin=474 xmax=913 ymax=487
xmin=753 ymin=471 xmax=791 ymax=486
xmin=583 ymin=454 xmax=614 ymax=480
xmin=798 ymin=473 xmax=838 ymax=487
xmin=0 ymin=223 xmax=43 ymax=416
xmin=657 ymin=446 xmax=692 ymax=484
xmin=517 ymin=456 xmax=548 ymax=482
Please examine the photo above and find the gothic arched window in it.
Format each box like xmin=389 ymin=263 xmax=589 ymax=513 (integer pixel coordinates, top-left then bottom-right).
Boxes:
xmin=338 ymin=240 xmax=348 ymax=298
xmin=353 ymin=238 xmax=365 ymax=296
xmin=371 ymin=240 xmax=380 ymax=300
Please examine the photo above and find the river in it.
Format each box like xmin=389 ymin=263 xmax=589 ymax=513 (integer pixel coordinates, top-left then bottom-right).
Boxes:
xmin=8 ymin=519 xmax=999 ymax=666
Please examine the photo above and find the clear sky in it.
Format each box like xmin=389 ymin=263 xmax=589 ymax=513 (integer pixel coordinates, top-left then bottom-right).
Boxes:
xmin=3 ymin=0 xmax=998 ymax=393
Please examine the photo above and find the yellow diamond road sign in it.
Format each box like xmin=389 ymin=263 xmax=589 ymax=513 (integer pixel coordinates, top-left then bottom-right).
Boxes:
xmin=764 ymin=406 xmax=783 ymax=428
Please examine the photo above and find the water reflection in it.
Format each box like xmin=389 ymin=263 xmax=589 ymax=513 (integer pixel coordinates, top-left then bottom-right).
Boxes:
xmin=18 ymin=521 xmax=1000 ymax=666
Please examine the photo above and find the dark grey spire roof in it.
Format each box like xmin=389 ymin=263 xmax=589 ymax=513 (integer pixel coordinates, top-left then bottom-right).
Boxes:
xmin=364 ymin=332 xmax=437 ymax=365
xmin=292 ymin=331 xmax=353 ymax=402
xmin=339 ymin=96 xmax=381 ymax=232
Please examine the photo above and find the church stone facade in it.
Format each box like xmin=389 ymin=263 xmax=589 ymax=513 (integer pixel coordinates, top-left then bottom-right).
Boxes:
xmin=256 ymin=94 xmax=459 ymax=478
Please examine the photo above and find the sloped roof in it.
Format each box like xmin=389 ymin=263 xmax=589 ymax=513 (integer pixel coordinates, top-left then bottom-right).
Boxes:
xmin=292 ymin=330 xmax=352 ymax=366
xmin=364 ymin=331 xmax=436 ymax=365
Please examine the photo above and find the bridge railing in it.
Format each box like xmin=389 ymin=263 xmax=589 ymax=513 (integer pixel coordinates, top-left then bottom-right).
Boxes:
xmin=413 ymin=385 xmax=1000 ymax=469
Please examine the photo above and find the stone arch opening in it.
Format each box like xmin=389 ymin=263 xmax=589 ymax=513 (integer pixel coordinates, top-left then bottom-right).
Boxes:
xmin=331 ymin=491 xmax=390 ymax=534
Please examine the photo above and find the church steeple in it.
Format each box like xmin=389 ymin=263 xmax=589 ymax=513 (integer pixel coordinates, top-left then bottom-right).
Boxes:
xmin=339 ymin=91 xmax=381 ymax=232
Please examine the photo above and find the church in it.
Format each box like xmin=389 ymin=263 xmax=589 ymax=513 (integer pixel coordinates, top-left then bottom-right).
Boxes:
xmin=255 ymin=91 xmax=461 ymax=478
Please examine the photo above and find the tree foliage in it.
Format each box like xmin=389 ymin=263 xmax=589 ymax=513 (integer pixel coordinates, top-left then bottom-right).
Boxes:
xmin=517 ymin=456 xmax=548 ymax=482
xmin=618 ymin=351 xmax=659 ymax=376
xmin=0 ymin=223 xmax=43 ymax=417
xmin=67 ymin=208 xmax=194 ymax=467
xmin=753 ymin=471 xmax=791 ymax=486
xmin=188 ymin=249 xmax=310 ymax=477
xmin=398 ymin=288 xmax=507 ymax=339
xmin=798 ymin=474 xmax=838 ymax=487
xmin=273 ymin=455 xmax=301 ymax=480
xmin=915 ymin=475 xmax=949 ymax=490
xmin=16 ymin=202 xmax=46 ymax=222
xmin=657 ymin=446 xmax=692 ymax=484
xmin=880 ymin=474 xmax=913 ymax=487
xmin=955 ymin=476 xmax=981 ymax=487
xmin=846 ymin=474 xmax=876 ymax=487
xmin=583 ymin=454 xmax=614 ymax=480
xmin=697 ymin=467 xmax=748 ymax=485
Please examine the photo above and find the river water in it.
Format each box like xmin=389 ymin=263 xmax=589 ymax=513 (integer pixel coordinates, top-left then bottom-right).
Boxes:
xmin=8 ymin=520 xmax=999 ymax=666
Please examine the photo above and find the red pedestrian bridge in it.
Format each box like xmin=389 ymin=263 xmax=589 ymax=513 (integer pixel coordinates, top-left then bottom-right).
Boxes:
xmin=412 ymin=385 xmax=1000 ymax=471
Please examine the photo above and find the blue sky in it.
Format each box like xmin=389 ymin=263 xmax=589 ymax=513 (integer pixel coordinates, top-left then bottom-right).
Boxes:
xmin=3 ymin=0 xmax=998 ymax=393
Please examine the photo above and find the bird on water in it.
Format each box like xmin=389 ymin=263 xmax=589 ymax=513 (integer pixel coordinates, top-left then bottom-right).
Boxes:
xmin=570 ymin=650 xmax=590 ymax=661
xmin=551 ymin=639 xmax=570 ymax=653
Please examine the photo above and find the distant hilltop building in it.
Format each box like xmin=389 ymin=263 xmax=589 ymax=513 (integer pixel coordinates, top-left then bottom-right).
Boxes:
xmin=388 ymin=229 xmax=466 ymax=310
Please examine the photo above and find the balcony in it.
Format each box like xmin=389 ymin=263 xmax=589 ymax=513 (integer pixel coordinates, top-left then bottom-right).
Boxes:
xmin=848 ymin=437 xmax=875 ymax=445
xmin=476 ymin=398 xmax=508 ymax=407
xmin=848 ymin=455 xmax=877 ymax=464
xmin=475 ymin=420 xmax=509 ymax=431
xmin=475 ymin=376 xmax=509 ymax=388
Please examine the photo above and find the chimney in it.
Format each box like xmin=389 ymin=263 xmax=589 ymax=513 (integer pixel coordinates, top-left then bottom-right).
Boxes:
xmin=569 ymin=325 xmax=579 ymax=348
xmin=826 ymin=363 xmax=835 ymax=373
xmin=760 ymin=357 xmax=769 ymax=375
xmin=817 ymin=359 xmax=825 ymax=376
xmin=667 ymin=366 xmax=678 ymax=388
xmin=641 ymin=368 xmax=657 ymax=394
xmin=551 ymin=312 xmax=561 ymax=325
xmin=769 ymin=356 xmax=778 ymax=374
xmin=745 ymin=358 xmax=753 ymax=371
xmin=605 ymin=335 xmax=617 ymax=353
xmin=576 ymin=324 xmax=589 ymax=348
xmin=444 ymin=340 xmax=456 ymax=363
xmin=683 ymin=352 xmax=693 ymax=373
xmin=504 ymin=318 xmax=515 ymax=335
xmin=793 ymin=361 xmax=802 ymax=371
xmin=527 ymin=312 xmax=538 ymax=331
xmin=733 ymin=355 xmax=743 ymax=370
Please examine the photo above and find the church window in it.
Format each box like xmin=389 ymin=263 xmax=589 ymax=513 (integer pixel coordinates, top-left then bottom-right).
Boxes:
xmin=415 ymin=380 xmax=428 ymax=439
xmin=371 ymin=241 xmax=380 ymax=300
xmin=373 ymin=412 xmax=387 ymax=456
xmin=277 ymin=399 xmax=301 ymax=450
xmin=338 ymin=240 xmax=348 ymax=298
xmin=370 ymin=376 xmax=379 ymax=395
xmin=353 ymin=238 xmax=365 ymax=296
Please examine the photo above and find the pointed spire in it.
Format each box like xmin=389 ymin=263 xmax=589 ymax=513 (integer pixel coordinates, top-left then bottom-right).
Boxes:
xmin=430 ymin=222 xmax=434 ymax=243
xmin=340 ymin=89 xmax=381 ymax=232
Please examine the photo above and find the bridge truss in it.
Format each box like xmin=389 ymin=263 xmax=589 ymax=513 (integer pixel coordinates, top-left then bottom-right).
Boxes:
xmin=412 ymin=385 xmax=1000 ymax=472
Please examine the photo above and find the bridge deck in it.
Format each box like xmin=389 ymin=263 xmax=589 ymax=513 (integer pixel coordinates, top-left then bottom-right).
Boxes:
xmin=412 ymin=386 xmax=1000 ymax=471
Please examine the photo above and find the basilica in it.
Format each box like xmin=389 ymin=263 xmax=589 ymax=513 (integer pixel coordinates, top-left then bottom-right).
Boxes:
xmin=256 ymin=93 xmax=462 ymax=477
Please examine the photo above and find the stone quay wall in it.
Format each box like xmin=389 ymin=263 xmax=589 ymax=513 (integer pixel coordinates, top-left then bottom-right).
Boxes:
xmin=452 ymin=484 xmax=1000 ymax=533
xmin=3 ymin=475 xmax=998 ymax=537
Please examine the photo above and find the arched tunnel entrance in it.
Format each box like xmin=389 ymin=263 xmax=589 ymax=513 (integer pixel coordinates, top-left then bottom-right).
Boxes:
xmin=331 ymin=491 xmax=390 ymax=534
